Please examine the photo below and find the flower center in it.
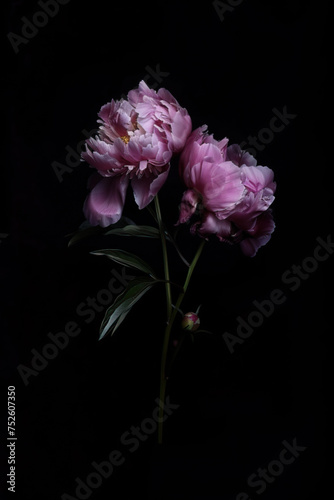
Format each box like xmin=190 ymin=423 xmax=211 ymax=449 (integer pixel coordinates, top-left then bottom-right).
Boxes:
xmin=120 ymin=119 xmax=138 ymax=144
xmin=120 ymin=135 xmax=130 ymax=144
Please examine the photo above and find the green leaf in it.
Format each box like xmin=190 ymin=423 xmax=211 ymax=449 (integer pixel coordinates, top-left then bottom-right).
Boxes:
xmin=67 ymin=225 xmax=106 ymax=247
xmin=99 ymin=276 xmax=156 ymax=339
xmin=67 ymin=217 xmax=135 ymax=247
xmin=105 ymin=225 xmax=160 ymax=239
xmin=111 ymin=310 xmax=130 ymax=333
xmin=90 ymin=249 xmax=157 ymax=277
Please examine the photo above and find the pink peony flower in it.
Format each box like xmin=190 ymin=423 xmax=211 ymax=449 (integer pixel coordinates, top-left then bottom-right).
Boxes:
xmin=82 ymin=81 xmax=192 ymax=227
xmin=177 ymin=127 xmax=276 ymax=256
xmin=128 ymin=81 xmax=192 ymax=154
xmin=177 ymin=126 xmax=245 ymax=224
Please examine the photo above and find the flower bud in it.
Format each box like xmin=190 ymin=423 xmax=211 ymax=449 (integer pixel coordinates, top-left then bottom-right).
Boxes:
xmin=181 ymin=312 xmax=200 ymax=332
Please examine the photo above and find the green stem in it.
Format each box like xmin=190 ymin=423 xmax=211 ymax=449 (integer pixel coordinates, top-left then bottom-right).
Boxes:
xmin=154 ymin=195 xmax=172 ymax=322
xmin=158 ymin=239 xmax=206 ymax=444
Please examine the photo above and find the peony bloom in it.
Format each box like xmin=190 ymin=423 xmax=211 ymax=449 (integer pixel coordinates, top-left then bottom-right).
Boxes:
xmin=128 ymin=81 xmax=192 ymax=154
xmin=82 ymin=81 xmax=192 ymax=227
xmin=177 ymin=126 xmax=276 ymax=256
xmin=177 ymin=126 xmax=245 ymax=224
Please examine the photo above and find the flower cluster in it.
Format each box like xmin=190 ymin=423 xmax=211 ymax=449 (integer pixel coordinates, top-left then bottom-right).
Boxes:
xmin=82 ymin=81 xmax=276 ymax=256
xmin=78 ymin=81 xmax=278 ymax=444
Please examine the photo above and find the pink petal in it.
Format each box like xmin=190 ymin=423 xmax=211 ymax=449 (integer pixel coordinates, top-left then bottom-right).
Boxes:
xmin=241 ymin=165 xmax=276 ymax=193
xmin=196 ymin=211 xmax=232 ymax=241
xmin=83 ymin=175 xmax=129 ymax=227
xmin=168 ymin=111 xmax=192 ymax=153
xmin=227 ymin=144 xmax=257 ymax=167
xmin=177 ymin=189 xmax=200 ymax=224
xmin=204 ymin=161 xmax=245 ymax=217
xmin=240 ymin=211 xmax=276 ymax=257
xmin=82 ymin=140 xmax=124 ymax=173
xmin=131 ymin=164 xmax=170 ymax=209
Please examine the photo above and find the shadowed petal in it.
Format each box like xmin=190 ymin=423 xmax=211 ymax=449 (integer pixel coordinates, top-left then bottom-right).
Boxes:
xmin=83 ymin=175 xmax=129 ymax=227
xmin=131 ymin=164 xmax=170 ymax=209
xmin=196 ymin=211 xmax=232 ymax=241
xmin=227 ymin=144 xmax=257 ymax=167
xmin=240 ymin=211 xmax=276 ymax=257
xmin=177 ymin=189 xmax=200 ymax=224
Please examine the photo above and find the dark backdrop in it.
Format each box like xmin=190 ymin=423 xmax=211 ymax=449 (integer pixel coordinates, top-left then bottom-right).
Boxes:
xmin=1 ymin=1 xmax=331 ymax=499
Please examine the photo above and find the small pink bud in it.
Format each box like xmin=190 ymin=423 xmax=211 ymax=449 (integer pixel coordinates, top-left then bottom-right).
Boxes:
xmin=181 ymin=312 xmax=200 ymax=332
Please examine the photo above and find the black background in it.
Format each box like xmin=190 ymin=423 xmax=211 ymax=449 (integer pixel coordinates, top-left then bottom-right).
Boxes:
xmin=1 ymin=0 xmax=331 ymax=499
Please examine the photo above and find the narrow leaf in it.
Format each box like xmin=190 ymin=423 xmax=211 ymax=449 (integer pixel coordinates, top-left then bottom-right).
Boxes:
xmin=67 ymin=225 xmax=105 ymax=247
xmin=99 ymin=277 xmax=156 ymax=339
xmin=67 ymin=217 xmax=135 ymax=247
xmin=90 ymin=249 xmax=156 ymax=277
xmin=105 ymin=225 xmax=160 ymax=239
xmin=111 ymin=310 xmax=130 ymax=336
